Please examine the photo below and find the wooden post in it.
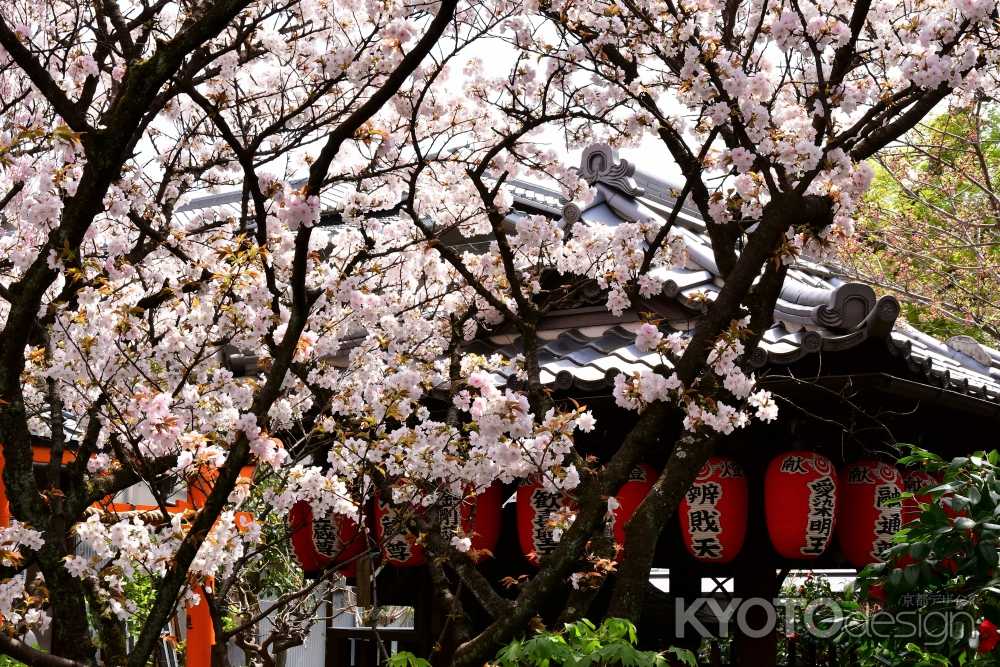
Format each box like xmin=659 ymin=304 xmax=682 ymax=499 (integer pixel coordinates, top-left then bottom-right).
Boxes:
xmin=732 ymin=455 xmax=779 ymax=666
xmin=356 ymin=554 xmax=373 ymax=608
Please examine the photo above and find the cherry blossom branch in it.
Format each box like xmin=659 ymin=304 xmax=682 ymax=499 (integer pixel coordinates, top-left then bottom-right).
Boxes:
xmin=304 ymin=0 xmax=459 ymax=196
xmin=126 ymin=2 xmax=462 ymax=662
xmin=0 ymin=18 xmax=89 ymax=133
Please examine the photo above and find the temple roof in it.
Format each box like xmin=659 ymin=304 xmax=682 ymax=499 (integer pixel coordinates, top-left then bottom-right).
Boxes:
xmin=176 ymin=146 xmax=1000 ymax=408
xmin=476 ymin=144 xmax=1000 ymax=406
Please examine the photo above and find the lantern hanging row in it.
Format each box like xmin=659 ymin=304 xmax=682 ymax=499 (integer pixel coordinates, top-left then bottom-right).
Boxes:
xmin=765 ymin=453 xmax=917 ymax=568
xmin=289 ymin=483 xmax=504 ymax=575
xmin=290 ymin=455 xmax=936 ymax=574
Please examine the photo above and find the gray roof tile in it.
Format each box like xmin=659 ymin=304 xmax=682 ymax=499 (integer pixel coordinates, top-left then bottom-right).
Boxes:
xmin=178 ymin=146 xmax=1000 ymax=405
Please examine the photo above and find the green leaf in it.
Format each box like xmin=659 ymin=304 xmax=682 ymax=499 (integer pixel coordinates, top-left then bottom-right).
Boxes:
xmin=494 ymin=619 xmax=670 ymax=667
xmin=666 ymin=647 xmax=697 ymax=667
xmin=954 ymin=517 xmax=976 ymax=531
xmin=909 ymin=542 xmax=931 ymax=560
xmin=387 ymin=652 xmax=432 ymax=667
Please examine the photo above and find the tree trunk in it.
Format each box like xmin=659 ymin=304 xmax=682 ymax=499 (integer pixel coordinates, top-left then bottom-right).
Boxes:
xmin=607 ymin=434 xmax=717 ymax=621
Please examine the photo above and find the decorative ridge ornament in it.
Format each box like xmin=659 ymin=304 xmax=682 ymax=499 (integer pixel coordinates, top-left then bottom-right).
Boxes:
xmin=817 ymin=283 xmax=877 ymax=330
xmin=579 ymin=143 xmax=645 ymax=197
xmin=773 ymin=281 xmax=877 ymax=331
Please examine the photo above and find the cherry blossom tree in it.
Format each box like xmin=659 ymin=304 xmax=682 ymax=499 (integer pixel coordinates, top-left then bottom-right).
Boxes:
xmin=0 ymin=0 xmax=999 ymax=666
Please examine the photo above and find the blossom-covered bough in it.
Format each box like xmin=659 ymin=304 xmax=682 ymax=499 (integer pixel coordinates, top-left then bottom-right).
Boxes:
xmin=0 ymin=0 xmax=998 ymax=665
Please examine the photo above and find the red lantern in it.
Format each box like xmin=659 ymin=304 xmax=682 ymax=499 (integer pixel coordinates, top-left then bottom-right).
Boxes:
xmin=289 ymin=501 xmax=365 ymax=577
xmin=375 ymin=484 xmax=504 ymax=567
xmin=901 ymin=470 xmax=938 ymax=526
xmin=459 ymin=482 xmax=503 ymax=557
xmin=679 ymin=457 xmax=747 ymax=563
xmin=765 ymin=451 xmax=839 ymax=559
xmin=517 ymin=479 xmax=576 ymax=567
xmin=611 ymin=465 xmax=657 ymax=548
xmin=374 ymin=493 xmax=426 ymax=567
xmin=838 ymin=460 xmax=903 ymax=568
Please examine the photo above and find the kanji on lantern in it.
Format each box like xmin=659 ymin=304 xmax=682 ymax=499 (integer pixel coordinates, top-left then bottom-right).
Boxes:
xmin=901 ymin=469 xmax=938 ymax=526
xmin=288 ymin=501 xmax=366 ymax=578
xmin=374 ymin=493 xmax=427 ymax=568
xmin=765 ymin=451 xmax=840 ymax=560
xmin=679 ymin=457 xmax=747 ymax=563
xmin=375 ymin=484 xmax=505 ymax=567
xmin=517 ymin=479 xmax=576 ymax=567
xmin=838 ymin=460 xmax=903 ymax=568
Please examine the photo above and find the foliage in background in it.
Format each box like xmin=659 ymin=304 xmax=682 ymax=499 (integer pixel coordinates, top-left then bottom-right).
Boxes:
xmin=387 ymin=652 xmax=432 ymax=667
xmin=490 ymin=618 xmax=695 ymax=667
xmin=847 ymin=447 xmax=1000 ymax=665
xmin=776 ymin=571 xmax=847 ymax=665
xmin=843 ymin=102 xmax=1000 ymax=345
xmin=227 ymin=471 xmax=305 ymax=606
xmin=121 ymin=573 xmax=159 ymax=644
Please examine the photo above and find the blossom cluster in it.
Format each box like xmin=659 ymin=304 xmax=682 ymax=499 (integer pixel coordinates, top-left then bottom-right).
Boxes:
xmin=64 ymin=509 xmax=256 ymax=616
xmin=615 ymin=320 xmax=778 ymax=434
xmin=0 ymin=523 xmax=48 ymax=638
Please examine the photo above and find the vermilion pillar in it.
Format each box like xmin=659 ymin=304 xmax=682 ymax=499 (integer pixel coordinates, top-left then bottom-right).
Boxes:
xmin=185 ymin=587 xmax=215 ymax=667
xmin=185 ymin=466 xmax=220 ymax=667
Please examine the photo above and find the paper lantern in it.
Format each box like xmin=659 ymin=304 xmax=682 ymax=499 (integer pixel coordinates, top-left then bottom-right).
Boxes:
xmin=838 ymin=460 xmax=903 ymax=568
xmin=375 ymin=484 xmax=504 ymax=567
xmin=289 ymin=501 xmax=366 ymax=577
xmin=611 ymin=465 xmax=657 ymax=548
xmin=517 ymin=480 xmax=576 ymax=566
xmin=679 ymin=457 xmax=747 ymax=563
xmin=374 ymin=494 xmax=426 ymax=567
xmin=765 ymin=451 xmax=839 ymax=559
xmin=901 ymin=470 xmax=938 ymax=526
xmin=459 ymin=482 xmax=503 ymax=556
